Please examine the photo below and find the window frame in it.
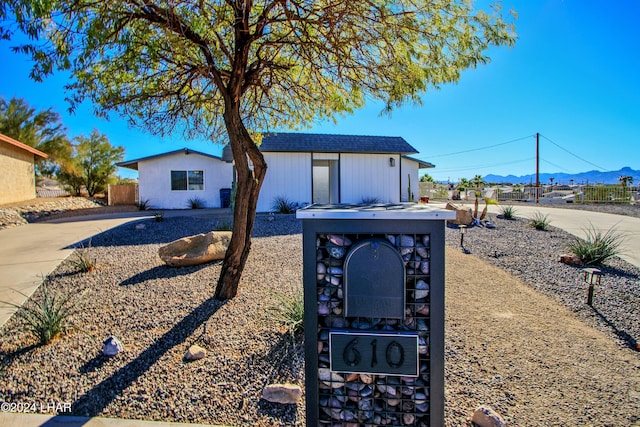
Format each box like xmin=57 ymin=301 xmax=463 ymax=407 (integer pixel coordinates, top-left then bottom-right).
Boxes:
xmin=170 ymin=169 xmax=204 ymax=191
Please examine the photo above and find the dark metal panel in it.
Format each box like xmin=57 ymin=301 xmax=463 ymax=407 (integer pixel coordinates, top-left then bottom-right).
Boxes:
xmin=343 ymin=238 xmax=405 ymax=319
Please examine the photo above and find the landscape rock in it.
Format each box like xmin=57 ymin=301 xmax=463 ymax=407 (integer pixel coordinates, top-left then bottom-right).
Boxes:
xmin=102 ymin=335 xmax=123 ymax=357
xmin=445 ymin=202 xmax=474 ymax=226
xmin=470 ymin=405 xmax=506 ymax=427
xmin=560 ymin=253 xmax=582 ymax=265
xmin=158 ymin=231 xmax=231 ymax=267
xmin=262 ymin=383 xmax=303 ymax=404
xmin=184 ymin=344 xmax=207 ymax=361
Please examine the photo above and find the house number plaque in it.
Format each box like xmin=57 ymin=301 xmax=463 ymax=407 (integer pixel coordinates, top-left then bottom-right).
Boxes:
xmin=329 ymin=331 xmax=419 ymax=376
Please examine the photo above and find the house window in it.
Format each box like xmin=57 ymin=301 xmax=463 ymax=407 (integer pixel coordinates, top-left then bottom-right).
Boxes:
xmin=171 ymin=170 xmax=204 ymax=191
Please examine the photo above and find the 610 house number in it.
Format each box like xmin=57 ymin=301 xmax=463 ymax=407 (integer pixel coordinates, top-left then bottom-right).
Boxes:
xmin=329 ymin=331 xmax=419 ymax=376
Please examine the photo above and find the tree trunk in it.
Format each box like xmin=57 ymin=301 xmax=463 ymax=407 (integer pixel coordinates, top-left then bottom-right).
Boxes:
xmin=214 ymin=105 xmax=267 ymax=300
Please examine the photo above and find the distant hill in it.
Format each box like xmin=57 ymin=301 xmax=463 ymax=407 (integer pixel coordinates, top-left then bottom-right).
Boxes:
xmin=483 ymin=167 xmax=640 ymax=185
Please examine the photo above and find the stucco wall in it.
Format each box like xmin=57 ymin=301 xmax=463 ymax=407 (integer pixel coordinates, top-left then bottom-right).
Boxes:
xmin=138 ymin=152 xmax=233 ymax=209
xmin=0 ymin=141 xmax=36 ymax=204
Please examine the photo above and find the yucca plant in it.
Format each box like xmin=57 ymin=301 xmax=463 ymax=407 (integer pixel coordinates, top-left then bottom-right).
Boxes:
xmin=568 ymin=225 xmax=626 ymax=266
xmin=266 ymin=287 xmax=304 ymax=337
xmin=271 ymin=196 xmax=298 ymax=214
xmin=530 ymin=211 xmax=551 ymax=231
xmin=499 ymin=205 xmax=517 ymax=220
xmin=137 ymin=199 xmax=151 ymax=211
xmin=187 ymin=197 xmax=206 ymax=209
xmin=1 ymin=282 xmax=84 ymax=345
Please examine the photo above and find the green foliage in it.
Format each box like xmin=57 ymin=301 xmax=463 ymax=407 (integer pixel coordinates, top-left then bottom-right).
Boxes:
xmin=272 ymin=196 xmax=298 ymax=214
xmin=3 ymin=0 xmax=516 ymax=299
xmin=0 ymin=96 xmax=72 ymax=176
xmin=2 ymin=1 xmax=516 ymax=139
xmin=420 ymin=174 xmax=434 ymax=183
xmin=568 ymin=225 xmax=626 ymax=266
xmin=153 ymin=211 xmax=164 ymax=222
xmin=187 ymin=197 xmax=206 ymax=209
xmin=67 ymin=243 xmax=96 ymax=273
xmin=500 ymin=205 xmax=517 ymax=219
xmin=1 ymin=281 xmax=84 ymax=345
xmin=266 ymin=287 xmax=304 ymax=337
xmin=529 ymin=211 xmax=551 ymax=231
xmin=56 ymin=130 xmax=124 ymax=197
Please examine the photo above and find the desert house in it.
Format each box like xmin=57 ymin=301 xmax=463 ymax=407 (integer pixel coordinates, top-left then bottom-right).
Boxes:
xmin=117 ymin=133 xmax=434 ymax=212
xmin=0 ymin=133 xmax=48 ymax=205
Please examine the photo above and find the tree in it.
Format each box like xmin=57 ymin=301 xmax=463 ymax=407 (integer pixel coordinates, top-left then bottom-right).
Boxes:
xmin=471 ymin=174 xmax=485 ymax=218
xmin=0 ymin=96 xmax=72 ymax=176
xmin=57 ymin=130 xmax=125 ymax=197
xmin=420 ymin=174 xmax=435 ymax=183
xmin=3 ymin=1 xmax=516 ymax=300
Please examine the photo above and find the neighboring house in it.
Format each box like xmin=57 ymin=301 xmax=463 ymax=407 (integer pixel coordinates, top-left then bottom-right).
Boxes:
xmin=0 ymin=133 xmax=48 ymax=205
xmin=256 ymin=133 xmax=434 ymax=212
xmin=117 ymin=133 xmax=434 ymax=211
xmin=117 ymin=148 xmax=233 ymax=209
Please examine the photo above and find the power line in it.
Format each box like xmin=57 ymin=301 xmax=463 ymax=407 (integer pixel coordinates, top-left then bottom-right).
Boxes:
xmin=425 ymin=134 xmax=534 ymax=159
xmin=434 ymin=157 xmax=535 ymax=173
xmin=540 ymin=158 xmax=573 ymax=173
xmin=539 ymin=134 xmax=607 ymax=171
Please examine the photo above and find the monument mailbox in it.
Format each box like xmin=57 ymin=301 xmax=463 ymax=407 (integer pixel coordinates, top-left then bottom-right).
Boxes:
xmin=298 ymin=204 xmax=455 ymax=426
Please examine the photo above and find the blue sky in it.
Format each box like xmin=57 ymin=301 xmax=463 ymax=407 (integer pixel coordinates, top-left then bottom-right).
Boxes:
xmin=1 ymin=0 xmax=638 ymax=183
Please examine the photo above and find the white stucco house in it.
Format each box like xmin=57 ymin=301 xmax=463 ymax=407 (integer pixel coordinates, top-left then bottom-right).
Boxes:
xmin=117 ymin=148 xmax=234 ymax=209
xmin=117 ymin=133 xmax=434 ymax=211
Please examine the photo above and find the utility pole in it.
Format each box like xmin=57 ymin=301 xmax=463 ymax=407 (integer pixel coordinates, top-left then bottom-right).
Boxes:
xmin=535 ymin=132 xmax=540 ymax=204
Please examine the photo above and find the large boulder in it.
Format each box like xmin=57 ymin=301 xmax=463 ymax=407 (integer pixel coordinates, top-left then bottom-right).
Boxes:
xmin=159 ymin=231 xmax=231 ymax=267
xmin=445 ymin=202 xmax=474 ymax=226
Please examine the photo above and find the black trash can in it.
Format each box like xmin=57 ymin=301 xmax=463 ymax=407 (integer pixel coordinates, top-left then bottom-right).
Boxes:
xmin=297 ymin=203 xmax=455 ymax=426
xmin=219 ymin=188 xmax=232 ymax=208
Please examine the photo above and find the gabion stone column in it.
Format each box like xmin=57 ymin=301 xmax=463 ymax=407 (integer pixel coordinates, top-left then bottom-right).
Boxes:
xmin=298 ymin=204 xmax=454 ymax=427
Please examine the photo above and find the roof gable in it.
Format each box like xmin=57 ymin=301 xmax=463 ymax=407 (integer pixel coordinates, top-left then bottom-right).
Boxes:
xmin=0 ymin=133 xmax=48 ymax=159
xmin=260 ymin=132 xmax=418 ymax=154
xmin=117 ymin=148 xmax=224 ymax=170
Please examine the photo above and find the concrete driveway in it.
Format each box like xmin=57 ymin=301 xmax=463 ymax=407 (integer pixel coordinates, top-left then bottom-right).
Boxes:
xmin=0 ymin=209 xmax=229 ymax=327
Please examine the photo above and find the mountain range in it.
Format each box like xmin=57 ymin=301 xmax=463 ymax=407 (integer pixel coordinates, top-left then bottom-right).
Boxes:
xmin=483 ymin=167 xmax=640 ymax=185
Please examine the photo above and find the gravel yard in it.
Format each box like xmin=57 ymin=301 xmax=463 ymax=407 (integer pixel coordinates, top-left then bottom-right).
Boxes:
xmin=0 ymin=208 xmax=639 ymax=426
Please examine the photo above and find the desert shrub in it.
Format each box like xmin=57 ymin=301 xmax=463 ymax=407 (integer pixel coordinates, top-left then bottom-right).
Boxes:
xmin=272 ymin=196 xmax=298 ymax=214
xmin=153 ymin=211 xmax=164 ymax=222
xmin=68 ymin=242 xmax=96 ymax=273
xmin=187 ymin=197 xmax=206 ymax=209
xmin=500 ymin=205 xmax=517 ymax=219
xmin=215 ymin=218 xmax=233 ymax=231
xmin=361 ymin=196 xmax=380 ymax=204
xmin=267 ymin=287 xmax=304 ymax=337
xmin=568 ymin=225 xmax=626 ymax=265
xmin=1 ymin=282 xmax=84 ymax=345
xmin=530 ymin=211 xmax=551 ymax=231
xmin=137 ymin=199 xmax=151 ymax=210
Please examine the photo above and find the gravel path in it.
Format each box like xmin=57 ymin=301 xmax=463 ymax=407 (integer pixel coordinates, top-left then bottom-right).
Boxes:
xmin=0 ymin=211 xmax=639 ymax=426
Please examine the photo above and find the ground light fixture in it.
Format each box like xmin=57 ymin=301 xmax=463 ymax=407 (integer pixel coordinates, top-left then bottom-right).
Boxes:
xmin=459 ymin=225 xmax=467 ymax=252
xmin=583 ymin=267 xmax=602 ymax=306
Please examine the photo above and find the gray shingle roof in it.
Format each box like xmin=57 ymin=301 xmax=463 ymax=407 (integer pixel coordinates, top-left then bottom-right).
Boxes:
xmin=260 ymin=132 xmax=418 ymax=154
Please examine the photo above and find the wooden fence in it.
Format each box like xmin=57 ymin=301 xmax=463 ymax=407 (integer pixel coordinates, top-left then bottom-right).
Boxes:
xmin=107 ymin=184 xmax=138 ymax=205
